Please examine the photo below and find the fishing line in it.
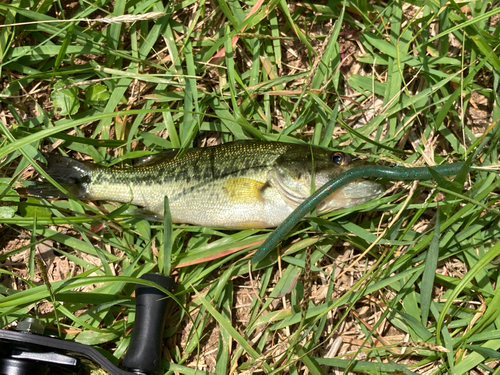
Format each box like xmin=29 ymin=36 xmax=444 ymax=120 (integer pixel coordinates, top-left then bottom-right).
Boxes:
xmin=251 ymin=162 xmax=467 ymax=263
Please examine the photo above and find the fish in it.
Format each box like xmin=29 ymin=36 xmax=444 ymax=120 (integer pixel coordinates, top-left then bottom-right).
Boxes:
xmin=27 ymin=141 xmax=384 ymax=229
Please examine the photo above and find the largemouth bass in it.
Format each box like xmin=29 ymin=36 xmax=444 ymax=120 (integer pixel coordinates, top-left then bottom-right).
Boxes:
xmin=28 ymin=141 xmax=383 ymax=229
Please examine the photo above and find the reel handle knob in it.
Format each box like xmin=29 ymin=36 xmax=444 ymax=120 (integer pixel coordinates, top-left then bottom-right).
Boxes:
xmin=122 ymin=273 xmax=176 ymax=375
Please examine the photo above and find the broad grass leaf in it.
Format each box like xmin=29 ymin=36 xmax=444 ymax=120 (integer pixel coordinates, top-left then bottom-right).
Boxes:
xmin=51 ymin=80 xmax=80 ymax=116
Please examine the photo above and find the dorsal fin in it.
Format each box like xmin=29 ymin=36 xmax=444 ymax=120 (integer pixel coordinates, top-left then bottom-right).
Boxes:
xmin=133 ymin=149 xmax=179 ymax=167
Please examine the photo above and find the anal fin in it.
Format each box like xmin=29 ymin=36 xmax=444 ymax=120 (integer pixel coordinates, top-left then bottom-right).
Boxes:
xmin=126 ymin=208 xmax=163 ymax=221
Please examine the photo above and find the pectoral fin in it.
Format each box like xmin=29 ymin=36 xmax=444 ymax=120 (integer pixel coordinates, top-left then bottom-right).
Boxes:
xmin=224 ymin=178 xmax=266 ymax=203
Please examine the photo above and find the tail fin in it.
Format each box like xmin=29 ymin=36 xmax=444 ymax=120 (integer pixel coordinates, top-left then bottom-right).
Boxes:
xmin=27 ymin=154 xmax=96 ymax=199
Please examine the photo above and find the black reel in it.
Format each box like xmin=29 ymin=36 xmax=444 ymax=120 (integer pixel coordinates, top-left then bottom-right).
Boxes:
xmin=0 ymin=273 xmax=176 ymax=375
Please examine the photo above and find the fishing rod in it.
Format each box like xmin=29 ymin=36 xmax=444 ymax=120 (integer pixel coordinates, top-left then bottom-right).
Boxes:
xmin=0 ymin=273 xmax=175 ymax=375
xmin=251 ymin=162 xmax=468 ymax=263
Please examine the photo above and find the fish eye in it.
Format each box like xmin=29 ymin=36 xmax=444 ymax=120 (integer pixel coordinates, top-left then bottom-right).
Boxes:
xmin=331 ymin=152 xmax=350 ymax=166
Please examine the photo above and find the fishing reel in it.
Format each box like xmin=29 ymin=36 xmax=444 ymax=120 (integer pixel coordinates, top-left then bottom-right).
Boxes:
xmin=0 ymin=273 xmax=176 ymax=375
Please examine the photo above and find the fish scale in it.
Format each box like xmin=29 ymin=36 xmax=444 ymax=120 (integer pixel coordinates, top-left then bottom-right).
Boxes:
xmin=28 ymin=141 xmax=384 ymax=229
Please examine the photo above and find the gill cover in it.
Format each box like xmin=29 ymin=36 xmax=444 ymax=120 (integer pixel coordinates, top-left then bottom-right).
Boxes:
xmin=270 ymin=149 xmax=352 ymax=207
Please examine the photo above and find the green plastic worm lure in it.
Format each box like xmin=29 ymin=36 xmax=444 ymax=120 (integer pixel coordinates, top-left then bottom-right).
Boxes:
xmin=251 ymin=162 xmax=467 ymax=263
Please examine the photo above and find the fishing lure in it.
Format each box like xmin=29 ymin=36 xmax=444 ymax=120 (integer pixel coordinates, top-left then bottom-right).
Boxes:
xmin=251 ymin=162 xmax=467 ymax=263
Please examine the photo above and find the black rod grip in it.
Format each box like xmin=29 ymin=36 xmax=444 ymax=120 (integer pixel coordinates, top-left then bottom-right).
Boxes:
xmin=122 ymin=273 xmax=176 ymax=375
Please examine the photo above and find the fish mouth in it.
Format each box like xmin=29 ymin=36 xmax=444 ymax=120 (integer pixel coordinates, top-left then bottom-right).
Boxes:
xmin=316 ymin=180 xmax=384 ymax=214
xmin=273 ymin=170 xmax=384 ymax=214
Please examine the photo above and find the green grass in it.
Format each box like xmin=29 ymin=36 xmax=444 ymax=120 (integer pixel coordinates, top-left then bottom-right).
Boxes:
xmin=1 ymin=0 xmax=500 ymax=374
